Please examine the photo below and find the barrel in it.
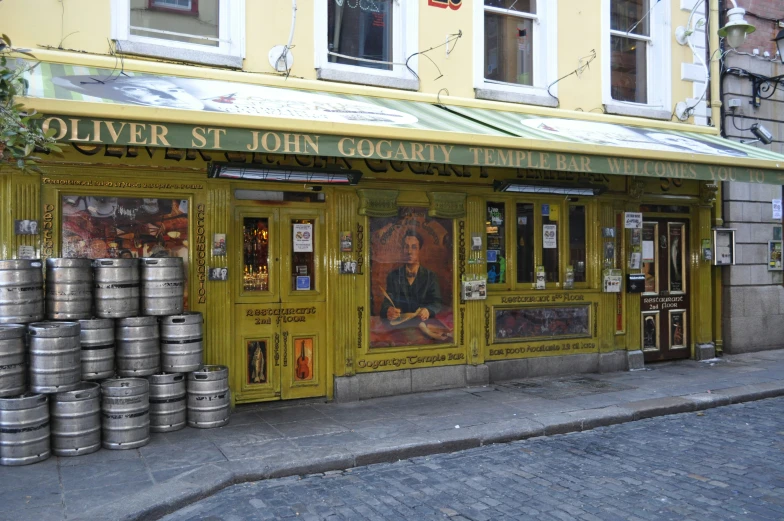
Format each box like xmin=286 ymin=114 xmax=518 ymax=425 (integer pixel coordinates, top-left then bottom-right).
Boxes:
xmin=187 ymin=365 xmax=230 ymax=429
xmin=79 ymin=318 xmax=115 ymax=381
xmin=45 ymin=258 xmax=93 ymax=320
xmin=28 ymin=321 xmax=81 ymax=394
xmin=0 ymin=324 xmax=26 ymax=398
xmin=50 ymin=382 xmax=101 ymax=457
xmin=0 ymin=393 xmax=50 ymax=466
xmin=101 ymin=378 xmax=149 ymax=450
xmin=115 ymin=316 xmax=160 ymax=377
xmin=160 ymin=313 xmax=203 ymax=373
xmin=140 ymin=257 xmax=184 ymax=316
xmin=0 ymin=259 xmax=44 ymax=324
xmin=148 ymin=373 xmax=186 ymax=433
xmin=93 ymin=259 xmax=139 ymax=319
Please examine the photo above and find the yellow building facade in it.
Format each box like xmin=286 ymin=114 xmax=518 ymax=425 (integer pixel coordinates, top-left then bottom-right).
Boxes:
xmin=2 ymin=0 xmax=783 ymax=403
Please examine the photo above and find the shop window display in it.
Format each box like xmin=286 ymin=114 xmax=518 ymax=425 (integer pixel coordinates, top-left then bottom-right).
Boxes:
xmin=486 ymin=202 xmax=506 ymax=284
xmin=243 ymin=218 xmax=269 ymax=292
xmin=495 ymin=305 xmax=590 ymax=341
xmin=369 ymin=207 xmax=454 ymax=348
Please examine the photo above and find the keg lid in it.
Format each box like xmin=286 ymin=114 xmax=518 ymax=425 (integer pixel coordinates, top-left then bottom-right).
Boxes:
xmin=28 ymin=321 xmax=80 ymax=337
xmin=101 ymin=377 xmax=149 ymax=395
xmin=78 ymin=318 xmax=114 ymax=329
xmin=148 ymin=372 xmax=186 ymax=384
xmin=0 ymin=259 xmax=43 ymax=270
xmin=161 ymin=312 xmax=203 ymax=325
xmin=46 ymin=258 xmax=93 ymax=269
xmin=53 ymin=382 xmax=100 ymax=402
xmin=116 ymin=316 xmax=159 ymax=327
xmin=188 ymin=365 xmax=228 ymax=381
xmin=92 ymin=258 xmax=139 ymax=268
xmin=0 ymin=324 xmax=26 ymax=340
xmin=142 ymin=257 xmax=183 ymax=267
xmin=0 ymin=392 xmax=48 ymax=410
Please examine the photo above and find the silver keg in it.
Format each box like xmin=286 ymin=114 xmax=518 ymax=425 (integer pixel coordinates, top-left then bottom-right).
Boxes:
xmin=45 ymin=258 xmax=93 ymax=320
xmin=28 ymin=321 xmax=81 ymax=394
xmin=0 ymin=393 xmax=50 ymax=466
xmin=160 ymin=312 xmax=203 ymax=373
xmin=148 ymin=373 xmax=186 ymax=433
xmin=141 ymin=257 xmax=184 ymax=316
xmin=93 ymin=258 xmax=140 ymax=318
xmin=50 ymin=382 xmax=101 ymax=457
xmin=0 ymin=259 xmax=44 ymax=324
xmin=116 ymin=316 xmax=160 ymax=377
xmin=79 ymin=318 xmax=115 ymax=381
xmin=0 ymin=324 xmax=26 ymax=397
xmin=187 ymin=365 xmax=230 ymax=429
xmin=101 ymin=378 xmax=149 ymax=450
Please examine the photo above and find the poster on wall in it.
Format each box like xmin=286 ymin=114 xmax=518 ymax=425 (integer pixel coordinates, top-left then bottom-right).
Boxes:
xmin=369 ymin=207 xmax=454 ymax=348
xmin=293 ymin=223 xmax=313 ymax=252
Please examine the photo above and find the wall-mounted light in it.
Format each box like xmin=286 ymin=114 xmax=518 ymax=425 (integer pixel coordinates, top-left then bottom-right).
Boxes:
xmin=717 ymin=1 xmax=756 ymax=49
xmin=493 ymin=181 xmax=606 ymax=196
xmin=208 ymin=164 xmax=362 ymax=185
xmin=774 ymin=28 xmax=784 ymax=64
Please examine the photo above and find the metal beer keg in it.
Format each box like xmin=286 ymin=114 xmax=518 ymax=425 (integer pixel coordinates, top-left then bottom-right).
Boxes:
xmin=160 ymin=312 xmax=203 ymax=373
xmin=101 ymin=378 xmax=149 ymax=450
xmin=0 ymin=259 xmax=44 ymax=324
xmin=115 ymin=316 xmax=160 ymax=377
xmin=28 ymin=321 xmax=81 ymax=394
xmin=93 ymin=259 xmax=140 ymax=319
xmin=45 ymin=258 xmax=93 ymax=320
xmin=50 ymin=382 xmax=101 ymax=457
xmin=148 ymin=373 xmax=186 ymax=433
xmin=141 ymin=257 xmax=184 ymax=316
xmin=0 ymin=324 xmax=26 ymax=397
xmin=0 ymin=393 xmax=50 ymax=466
xmin=78 ymin=318 xmax=115 ymax=381
xmin=187 ymin=365 xmax=230 ymax=429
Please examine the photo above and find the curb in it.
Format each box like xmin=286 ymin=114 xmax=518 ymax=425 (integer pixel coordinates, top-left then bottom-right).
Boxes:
xmin=77 ymin=382 xmax=784 ymax=521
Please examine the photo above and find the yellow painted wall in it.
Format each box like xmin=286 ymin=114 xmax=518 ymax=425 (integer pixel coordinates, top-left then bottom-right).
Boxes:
xmin=0 ymin=0 xmax=709 ymax=126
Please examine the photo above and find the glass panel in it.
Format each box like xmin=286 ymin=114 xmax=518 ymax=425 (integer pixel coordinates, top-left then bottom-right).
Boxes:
xmin=516 ymin=203 xmax=534 ymax=283
xmin=542 ymin=213 xmax=559 ymax=283
xmin=495 ymin=306 xmax=590 ymax=341
xmin=243 ymin=218 xmax=269 ymax=292
xmin=642 ymin=222 xmax=657 ymax=293
xmin=484 ymin=13 xmax=534 ymax=86
xmin=569 ymin=206 xmax=586 ymax=283
xmin=328 ymin=0 xmax=394 ymax=70
xmin=485 ymin=0 xmax=535 ymax=14
xmin=292 ymin=219 xmax=315 ymax=291
xmin=486 ymin=202 xmax=506 ymax=284
xmin=610 ymin=0 xmax=649 ymax=35
xmin=668 ymin=223 xmax=685 ymax=293
xmin=611 ymin=35 xmax=648 ymax=103
xmin=130 ymin=0 xmax=219 ymax=47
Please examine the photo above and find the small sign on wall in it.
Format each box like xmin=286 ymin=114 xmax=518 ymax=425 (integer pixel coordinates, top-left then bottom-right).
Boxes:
xmin=208 ymin=267 xmax=229 ymax=281
xmin=14 ymin=220 xmax=39 ymax=235
xmin=773 ymin=199 xmax=782 ymax=220
xmin=624 ymin=212 xmax=643 ymax=229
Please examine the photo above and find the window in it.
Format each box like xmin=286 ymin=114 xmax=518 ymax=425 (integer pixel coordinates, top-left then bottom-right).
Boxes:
xmin=111 ymin=0 xmax=245 ymax=68
xmin=603 ymin=0 xmax=670 ymax=117
xmin=474 ymin=0 xmax=558 ymax=106
xmin=315 ymin=0 xmax=418 ymax=89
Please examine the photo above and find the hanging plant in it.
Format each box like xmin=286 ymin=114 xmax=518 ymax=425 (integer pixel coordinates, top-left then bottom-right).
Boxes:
xmin=0 ymin=33 xmax=61 ymax=172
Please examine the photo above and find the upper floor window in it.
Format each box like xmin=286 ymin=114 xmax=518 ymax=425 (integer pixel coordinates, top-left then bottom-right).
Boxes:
xmin=111 ymin=0 xmax=245 ymax=68
xmin=315 ymin=0 xmax=419 ymax=90
xmin=474 ymin=0 xmax=558 ymax=106
xmin=603 ymin=0 xmax=671 ymax=117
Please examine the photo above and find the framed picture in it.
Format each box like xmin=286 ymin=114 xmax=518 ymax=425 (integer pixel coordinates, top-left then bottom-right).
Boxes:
xmin=246 ymin=339 xmax=268 ymax=385
xmin=642 ymin=311 xmax=660 ymax=352
xmin=669 ymin=310 xmax=687 ymax=349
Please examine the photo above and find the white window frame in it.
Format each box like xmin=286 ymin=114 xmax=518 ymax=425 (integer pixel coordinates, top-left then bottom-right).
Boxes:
xmin=314 ymin=0 xmax=419 ymax=90
xmin=602 ymin=0 xmax=672 ymax=119
xmin=473 ymin=0 xmax=558 ymax=107
xmin=111 ymin=0 xmax=245 ymax=68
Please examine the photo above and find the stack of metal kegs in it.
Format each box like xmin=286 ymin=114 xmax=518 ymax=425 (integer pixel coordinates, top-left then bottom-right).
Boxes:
xmin=0 ymin=257 xmax=230 ymax=467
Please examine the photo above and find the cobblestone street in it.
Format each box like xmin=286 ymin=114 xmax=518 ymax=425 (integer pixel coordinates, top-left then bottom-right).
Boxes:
xmin=163 ymin=397 xmax=784 ymax=521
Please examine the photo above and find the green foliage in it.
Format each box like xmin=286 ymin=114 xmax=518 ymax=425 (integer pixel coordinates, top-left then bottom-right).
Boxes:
xmin=0 ymin=33 xmax=60 ymax=172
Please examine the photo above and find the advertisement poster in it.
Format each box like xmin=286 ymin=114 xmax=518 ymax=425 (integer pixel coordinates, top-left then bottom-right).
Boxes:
xmin=543 ymin=225 xmax=557 ymax=249
xmin=369 ymin=207 xmax=454 ymax=348
xmin=293 ymin=223 xmax=313 ymax=252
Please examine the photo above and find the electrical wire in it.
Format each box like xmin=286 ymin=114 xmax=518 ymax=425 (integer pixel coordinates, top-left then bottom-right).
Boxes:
xmin=546 ymin=49 xmax=596 ymax=108
xmin=626 ymin=0 xmax=661 ymax=35
xmin=675 ymin=0 xmax=709 ymax=120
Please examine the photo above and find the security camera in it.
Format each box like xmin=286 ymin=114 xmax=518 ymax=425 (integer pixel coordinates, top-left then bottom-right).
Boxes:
xmin=751 ymin=123 xmax=774 ymax=145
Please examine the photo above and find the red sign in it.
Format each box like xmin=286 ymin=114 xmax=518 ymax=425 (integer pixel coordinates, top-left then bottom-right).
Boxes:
xmin=428 ymin=0 xmax=462 ymax=10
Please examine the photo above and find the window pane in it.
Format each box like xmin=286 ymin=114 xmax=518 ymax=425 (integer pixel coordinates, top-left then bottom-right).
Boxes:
xmin=485 ymin=0 xmax=535 ymax=15
xmin=642 ymin=222 xmax=657 ymax=293
xmin=486 ymin=202 xmax=507 ymax=284
xmin=611 ymin=0 xmax=649 ymax=36
xmin=569 ymin=206 xmax=586 ymax=283
xmin=292 ymin=219 xmax=315 ymax=291
xmin=130 ymin=0 xmax=219 ymax=47
xmin=611 ymin=35 xmax=647 ymax=103
xmin=542 ymin=214 xmax=559 ymax=283
xmin=516 ymin=203 xmax=534 ymax=283
xmin=328 ymin=0 xmax=394 ymax=70
xmin=243 ymin=218 xmax=269 ymax=292
xmin=484 ymin=13 xmax=534 ymax=86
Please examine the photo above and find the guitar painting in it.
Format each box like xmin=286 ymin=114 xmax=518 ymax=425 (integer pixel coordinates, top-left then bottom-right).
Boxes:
xmin=295 ymin=339 xmax=313 ymax=381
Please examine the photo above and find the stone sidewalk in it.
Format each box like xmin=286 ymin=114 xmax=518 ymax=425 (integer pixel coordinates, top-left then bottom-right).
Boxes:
xmin=4 ymin=349 xmax=784 ymax=521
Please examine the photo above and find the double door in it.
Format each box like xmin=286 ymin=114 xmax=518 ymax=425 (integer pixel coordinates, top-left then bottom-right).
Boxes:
xmin=640 ymin=219 xmax=690 ymax=362
xmin=234 ymin=207 xmax=326 ymax=403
